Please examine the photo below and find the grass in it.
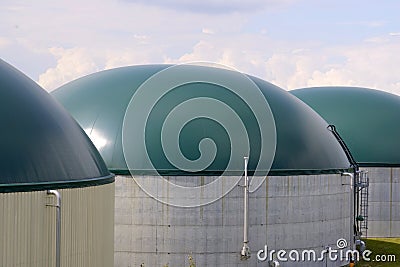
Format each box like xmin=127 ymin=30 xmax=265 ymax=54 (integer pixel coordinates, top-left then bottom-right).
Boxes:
xmin=355 ymin=238 xmax=400 ymax=266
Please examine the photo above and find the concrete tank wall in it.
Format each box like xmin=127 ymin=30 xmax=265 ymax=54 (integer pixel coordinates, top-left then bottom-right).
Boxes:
xmin=115 ymin=174 xmax=352 ymax=267
xmin=364 ymin=167 xmax=400 ymax=237
xmin=0 ymin=182 xmax=115 ymax=267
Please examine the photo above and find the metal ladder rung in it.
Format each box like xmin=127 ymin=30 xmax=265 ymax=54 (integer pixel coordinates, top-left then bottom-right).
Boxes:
xmin=357 ymin=171 xmax=369 ymax=237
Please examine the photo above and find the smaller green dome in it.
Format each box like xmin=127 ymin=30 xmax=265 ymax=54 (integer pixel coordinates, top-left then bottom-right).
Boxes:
xmin=291 ymin=86 xmax=400 ymax=166
xmin=0 ymin=59 xmax=113 ymax=192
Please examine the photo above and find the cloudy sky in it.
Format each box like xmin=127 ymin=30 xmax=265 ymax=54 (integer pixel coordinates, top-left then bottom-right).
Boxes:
xmin=1 ymin=0 xmax=399 ymax=95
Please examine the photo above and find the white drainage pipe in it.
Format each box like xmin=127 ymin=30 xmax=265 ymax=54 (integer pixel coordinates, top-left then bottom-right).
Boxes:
xmin=47 ymin=190 xmax=61 ymax=267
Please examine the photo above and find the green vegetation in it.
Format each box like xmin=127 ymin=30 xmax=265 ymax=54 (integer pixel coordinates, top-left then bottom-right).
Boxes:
xmin=188 ymin=254 xmax=196 ymax=267
xmin=356 ymin=238 xmax=400 ymax=267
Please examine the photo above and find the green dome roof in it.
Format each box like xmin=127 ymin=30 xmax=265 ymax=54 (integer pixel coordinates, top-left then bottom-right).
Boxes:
xmin=52 ymin=65 xmax=351 ymax=175
xmin=291 ymin=86 xmax=400 ymax=167
xmin=0 ymin=59 xmax=113 ymax=192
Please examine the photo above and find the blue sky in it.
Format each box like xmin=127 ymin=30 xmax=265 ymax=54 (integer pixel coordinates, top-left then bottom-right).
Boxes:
xmin=1 ymin=0 xmax=399 ymax=94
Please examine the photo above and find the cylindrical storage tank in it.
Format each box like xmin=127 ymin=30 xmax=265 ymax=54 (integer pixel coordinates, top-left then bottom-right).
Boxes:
xmin=53 ymin=64 xmax=354 ymax=267
xmin=0 ymin=59 xmax=115 ymax=267
xmin=292 ymin=86 xmax=400 ymax=237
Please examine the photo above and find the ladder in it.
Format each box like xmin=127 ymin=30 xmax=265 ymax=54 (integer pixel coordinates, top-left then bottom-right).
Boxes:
xmin=328 ymin=125 xmax=370 ymax=237
xmin=356 ymin=171 xmax=369 ymax=237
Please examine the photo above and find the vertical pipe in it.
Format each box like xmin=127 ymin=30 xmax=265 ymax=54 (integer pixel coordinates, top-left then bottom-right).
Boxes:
xmin=351 ymin=173 xmax=354 ymax=245
xmin=241 ymin=156 xmax=250 ymax=260
xmin=244 ymin=156 xmax=249 ymax=246
xmin=342 ymin=173 xmax=354 ymax=251
xmin=47 ymin=190 xmax=61 ymax=267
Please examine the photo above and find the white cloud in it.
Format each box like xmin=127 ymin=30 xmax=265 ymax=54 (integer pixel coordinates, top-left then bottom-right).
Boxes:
xmin=162 ymin=35 xmax=400 ymax=96
xmin=202 ymin=28 xmax=215 ymax=35
xmin=1 ymin=1 xmax=399 ymax=97
xmin=0 ymin=37 xmax=12 ymax=48
xmin=35 ymin=32 xmax=400 ymax=97
xmin=165 ymin=40 xmax=218 ymax=63
xmin=133 ymin=34 xmax=150 ymax=44
xmin=306 ymin=43 xmax=400 ymax=95
xmin=104 ymin=48 xmax=161 ymax=70
xmin=38 ymin=47 xmax=98 ymax=91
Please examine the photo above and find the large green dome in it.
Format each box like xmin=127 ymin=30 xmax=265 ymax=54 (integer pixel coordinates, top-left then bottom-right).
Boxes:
xmin=291 ymin=86 xmax=400 ymax=167
xmin=0 ymin=59 xmax=113 ymax=192
xmin=52 ymin=65 xmax=351 ymax=175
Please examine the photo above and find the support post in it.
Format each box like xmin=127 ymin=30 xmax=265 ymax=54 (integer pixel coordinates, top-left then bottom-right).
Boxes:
xmin=240 ymin=156 xmax=251 ymax=260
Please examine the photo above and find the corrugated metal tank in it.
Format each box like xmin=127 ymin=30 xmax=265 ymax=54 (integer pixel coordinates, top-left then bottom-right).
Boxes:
xmin=292 ymin=86 xmax=400 ymax=237
xmin=0 ymin=59 xmax=115 ymax=267
xmin=53 ymin=64 xmax=354 ymax=267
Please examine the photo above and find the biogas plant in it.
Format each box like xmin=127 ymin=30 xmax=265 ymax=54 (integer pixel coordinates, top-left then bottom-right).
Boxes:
xmin=2 ymin=58 xmax=395 ymax=267
xmin=53 ymin=63 xmax=363 ymax=267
